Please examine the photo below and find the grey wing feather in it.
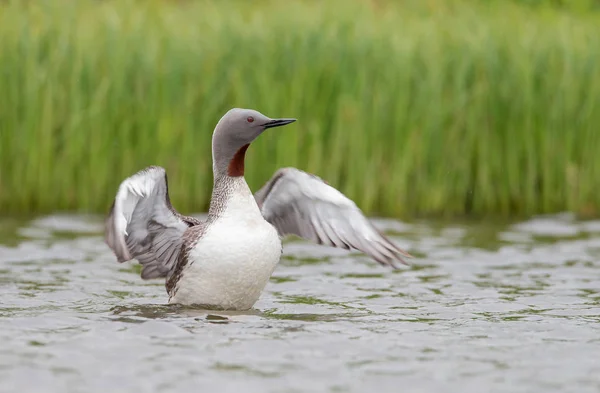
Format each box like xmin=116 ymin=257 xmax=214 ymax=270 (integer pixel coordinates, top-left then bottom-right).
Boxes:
xmin=254 ymin=167 xmax=412 ymax=269
xmin=104 ymin=166 xmax=201 ymax=279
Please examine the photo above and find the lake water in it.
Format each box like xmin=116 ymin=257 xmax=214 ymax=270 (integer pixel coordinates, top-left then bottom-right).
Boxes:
xmin=0 ymin=213 xmax=599 ymax=393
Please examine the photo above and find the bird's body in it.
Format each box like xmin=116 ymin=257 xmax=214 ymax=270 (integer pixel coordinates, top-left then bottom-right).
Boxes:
xmin=168 ymin=176 xmax=282 ymax=309
xmin=104 ymin=108 xmax=412 ymax=311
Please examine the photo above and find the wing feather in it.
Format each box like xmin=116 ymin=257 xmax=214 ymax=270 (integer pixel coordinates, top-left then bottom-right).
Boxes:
xmin=255 ymin=167 xmax=412 ymax=268
xmin=104 ymin=166 xmax=202 ymax=279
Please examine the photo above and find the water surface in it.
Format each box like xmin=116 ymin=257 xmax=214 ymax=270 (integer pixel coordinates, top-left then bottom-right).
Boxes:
xmin=1 ymin=213 xmax=599 ymax=393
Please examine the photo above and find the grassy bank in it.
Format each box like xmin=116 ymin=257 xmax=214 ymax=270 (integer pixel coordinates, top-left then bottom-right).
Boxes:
xmin=0 ymin=0 xmax=599 ymax=218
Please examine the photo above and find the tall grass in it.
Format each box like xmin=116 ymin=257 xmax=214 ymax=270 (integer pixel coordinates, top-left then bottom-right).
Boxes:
xmin=0 ymin=0 xmax=599 ymax=218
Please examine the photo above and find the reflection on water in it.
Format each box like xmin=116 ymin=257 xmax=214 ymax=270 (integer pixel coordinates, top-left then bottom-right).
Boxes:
xmin=0 ymin=213 xmax=599 ymax=393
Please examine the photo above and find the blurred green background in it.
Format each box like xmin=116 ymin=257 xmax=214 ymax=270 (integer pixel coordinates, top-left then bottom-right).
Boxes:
xmin=0 ymin=0 xmax=599 ymax=219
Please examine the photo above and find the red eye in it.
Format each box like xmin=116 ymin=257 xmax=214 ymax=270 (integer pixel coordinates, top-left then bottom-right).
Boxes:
xmin=247 ymin=116 xmax=254 ymax=123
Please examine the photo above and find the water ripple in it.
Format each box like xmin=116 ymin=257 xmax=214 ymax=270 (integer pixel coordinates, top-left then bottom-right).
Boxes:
xmin=0 ymin=214 xmax=599 ymax=393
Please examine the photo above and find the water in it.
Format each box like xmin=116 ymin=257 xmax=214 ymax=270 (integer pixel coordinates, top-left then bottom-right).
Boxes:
xmin=0 ymin=213 xmax=599 ymax=393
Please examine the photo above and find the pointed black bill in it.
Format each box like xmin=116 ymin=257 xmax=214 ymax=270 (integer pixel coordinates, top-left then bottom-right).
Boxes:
xmin=263 ymin=118 xmax=297 ymax=129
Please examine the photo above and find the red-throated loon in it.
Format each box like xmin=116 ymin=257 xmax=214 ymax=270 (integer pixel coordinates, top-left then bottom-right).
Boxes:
xmin=104 ymin=108 xmax=412 ymax=310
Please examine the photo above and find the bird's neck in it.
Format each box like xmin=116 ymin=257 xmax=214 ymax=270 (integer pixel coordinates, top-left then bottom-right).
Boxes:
xmin=207 ymin=174 xmax=259 ymax=221
xmin=226 ymin=144 xmax=249 ymax=177
xmin=208 ymin=139 xmax=257 ymax=220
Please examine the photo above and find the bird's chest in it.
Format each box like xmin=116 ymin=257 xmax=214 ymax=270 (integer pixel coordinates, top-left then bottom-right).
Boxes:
xmin=195 ymin=187 xmax=283 ymax=270
xmin=194 ymin=216 xmax=282 ymax=270
xmin=170 ymin=191 xmax=282 ymax=310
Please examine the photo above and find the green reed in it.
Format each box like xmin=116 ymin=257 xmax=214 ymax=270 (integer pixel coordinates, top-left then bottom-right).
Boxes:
xmin=0 ymin=0 xmax=599 ymax=218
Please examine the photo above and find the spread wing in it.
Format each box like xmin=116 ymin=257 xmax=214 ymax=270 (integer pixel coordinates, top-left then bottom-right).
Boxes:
xmin=254 ymin=167 xmax=412 ymax=269
xmin=104 ymin=166 xmax=202 ymax=279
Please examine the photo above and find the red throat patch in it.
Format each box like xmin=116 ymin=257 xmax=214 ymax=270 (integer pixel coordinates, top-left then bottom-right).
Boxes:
xmin=227 ymin=144 xmax=250 ymax=177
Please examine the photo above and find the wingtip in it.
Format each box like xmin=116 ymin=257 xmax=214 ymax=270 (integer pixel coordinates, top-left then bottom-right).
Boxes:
xmin=396 ymin=247 xmax=414 ymax=259
xmin=379 ymin=242 xmax=412 ymax=269
xmin=390 ymin=255 xmax=410 ymax=269
xmin=104 ymin=216 xmax=133 ymax=263
xmin=104 ymin=233 xmax=132 ymax=262
xmin=374 ymin=226 xmax=414 ymax=259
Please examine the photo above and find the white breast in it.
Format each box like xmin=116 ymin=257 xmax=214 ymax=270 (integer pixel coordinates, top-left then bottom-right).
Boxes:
xmin=168 ymin=179 xmax=282 ymax=310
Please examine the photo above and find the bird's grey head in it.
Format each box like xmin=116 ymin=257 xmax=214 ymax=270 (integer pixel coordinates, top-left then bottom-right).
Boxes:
xmin=211 ymin=108 xmax=296 ymax=178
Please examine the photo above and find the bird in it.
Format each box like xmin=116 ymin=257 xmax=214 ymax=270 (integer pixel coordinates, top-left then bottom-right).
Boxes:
xmin=104 ymin=108 xmax=412 ymax=310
